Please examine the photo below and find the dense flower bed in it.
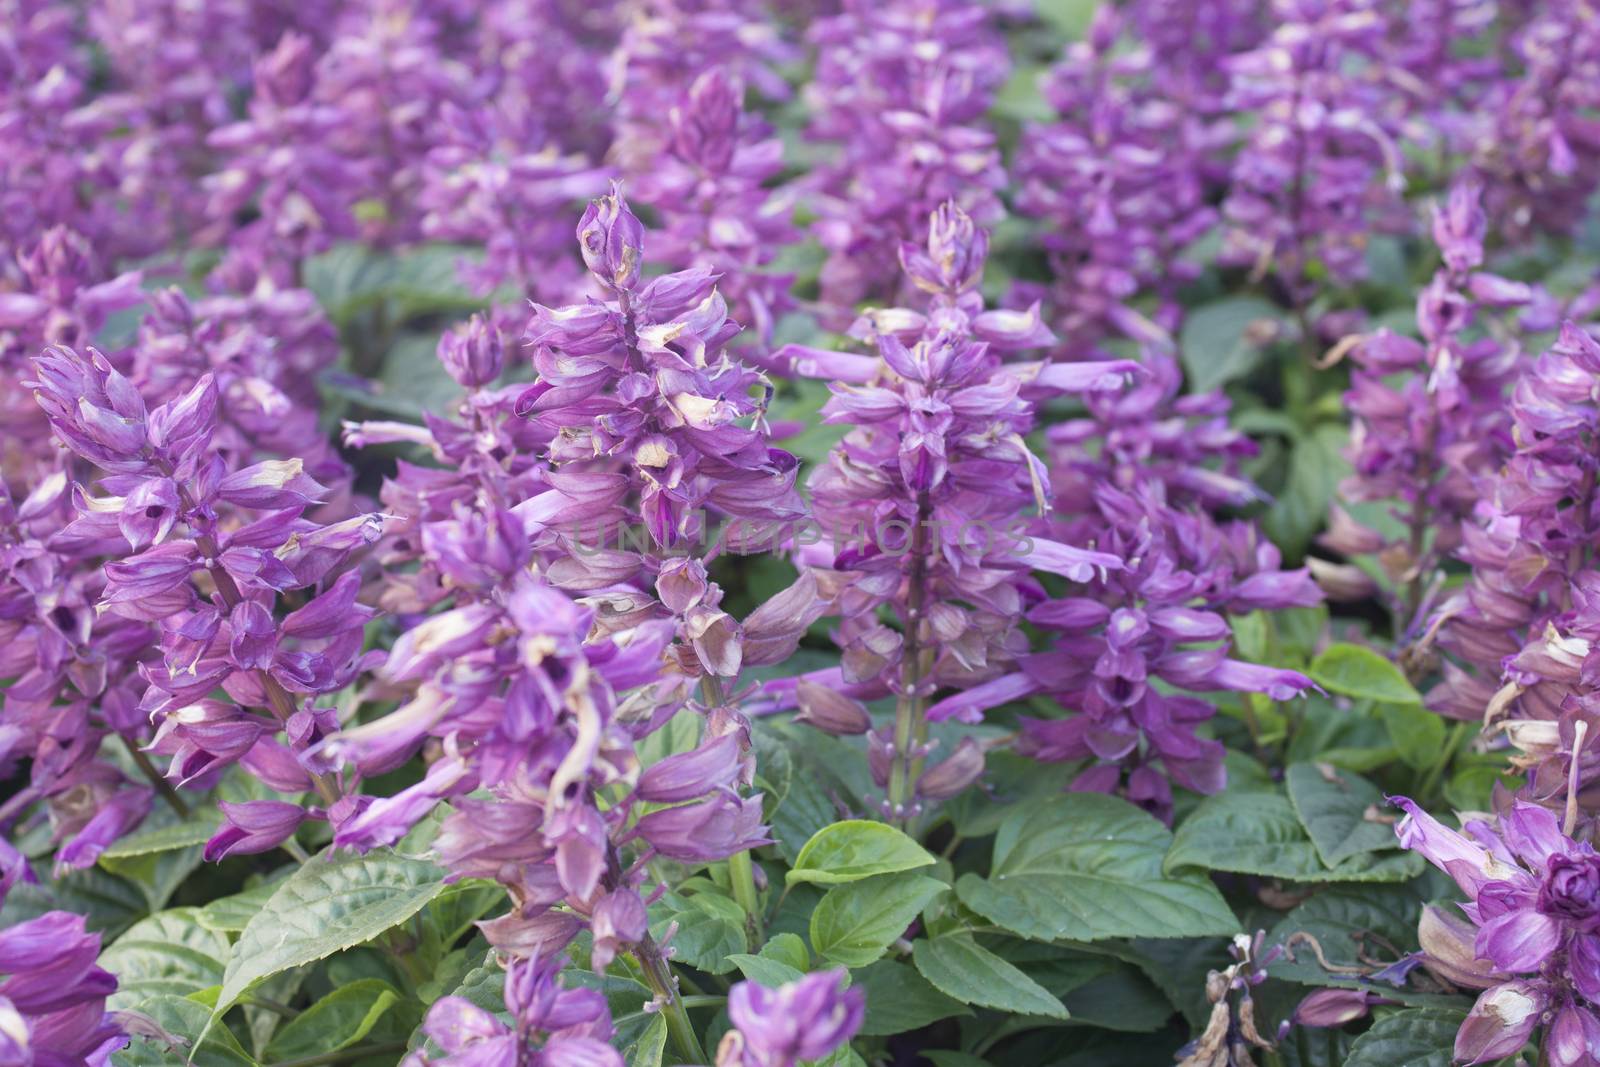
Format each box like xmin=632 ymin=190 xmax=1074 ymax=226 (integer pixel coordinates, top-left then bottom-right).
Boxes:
xmin=3 ymin=1 xmax=1600 ymax=1065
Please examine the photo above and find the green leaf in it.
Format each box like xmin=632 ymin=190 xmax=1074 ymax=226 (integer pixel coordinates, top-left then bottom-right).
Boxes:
xmin=726 ymin=953 xmax=806 ymax=987
xmin=758 ymin=932 xmax=810 ymax=972
xmin=811 ymin=875 xmax=946 ymax=969
xmin=217 ymin=847 xmax=448 ymax=1014
xmin=1378 ymin=701 xmax=1449 ymax=771
xmin=623 ymin=1013 xmax=668 ymax=1067
xmin=1343 ymin=1008 xmax=1468 ymax=1067
xmin=923 ymin=1055 xmax=993 ymax=1067
xmin=1307 ymin=644 xmax=1422 ymax=705
xmin=1263 ymin=423 xmax=1349 ymax=558
xmin=649 ymin=892 xmax=745 ymax=974
xmin=1167 ymin=790 xmax=1424 ymax=883
xmin=112 ymin=994 xmax=256 ymax=1067
xmin=263 ymin=980 xmax=400 ymax=1062
xmin=0 ymin=867 xmax=145 ymax=940
xmin=99 ymin=813 xmax=222 ymax=860
xmin=99 ymin=909 xmax=231 ymax=1011
xmin=1284 ymin=762 xmax=1402 ymax=867
xmin=195 ymin=873 xmax=292 ymax=934
xmin=1179 ymin=296 xmax=1282 ymax=392
xmin=787 ymin=821 xmax=935 ymax=886
xmin=854 ymin=959 xmax=970 ymax=1036
xmin=99 ymin=843 xmax=203 ymax=913
xmin=911 ymin=934 xmax=1068 ymax=1020
xmin=955 ymin=794 xmax=1238 ymax=941
xmin=1265 ymin=886 xmax=1426 ymax=988
xmin=1034 ymin=0 xmax=1102 ymax=38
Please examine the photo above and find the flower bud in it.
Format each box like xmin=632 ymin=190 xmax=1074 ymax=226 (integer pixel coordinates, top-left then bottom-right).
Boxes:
xmin=794 ymin=679 xmax=871 ymax=736
xmin=915 ymin=738 xmax=985 ymax=799
xmin=577 ymin=182 xmax=644 ymax=292
xmin=438 ymin=314 xmax=504 ymax=388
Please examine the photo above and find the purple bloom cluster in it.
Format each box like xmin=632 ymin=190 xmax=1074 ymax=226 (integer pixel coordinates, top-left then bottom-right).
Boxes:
xmin=1396 ymin=797 xmax=1600 ymax=1065
xmin=716 ymin=969 xmax=864 ymax=1067
xmin=8 ymin=3 xmax=1600 ymax=1064
xmin=780 ymin=202 xmax=1140 ymax=816
xmin=1014 ymin=7 xmax=1217 ymax=353
xmin=1219 ymin=0 xmax=1407 ymax=309
xmin=25 ymin=343 xmax=381 ymax=860
xmin=1328 ymin=178 xmax=1533 ymax=626
xmin=0 ymin=843 xmax=126 ymax=1066
xmin=803 ymin=0 xmax=1010 ymax=317
xmin=405 ymin=953 xmax=620 ymax=1067
xmin=1419 ymin=322 xmax=1600 ymax=814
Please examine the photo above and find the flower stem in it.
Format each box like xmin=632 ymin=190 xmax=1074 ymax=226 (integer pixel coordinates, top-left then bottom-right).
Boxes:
xmin=632 ymin=932 xmax=708 ymax=1066
xmin=727 ymin=848 xmax=763 ymax=943
xmin=119 ymin=734 xmax=190 ymax=819
xmin=887 ymin=492 xmax=932 ymax=826
xmin=699 ymin=674 xmax=764 ymax=942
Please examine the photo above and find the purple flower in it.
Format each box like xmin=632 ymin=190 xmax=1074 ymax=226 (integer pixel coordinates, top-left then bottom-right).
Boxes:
xmin=0 ymin=912 xmax=126 ymax=1067
xmin=1394 ymin=796 xmax=1600 ymax=1065
xmin=411 ymin=954 xmax=619 ymax=1067
xmin=802 ymin=0 xmax=1011 ymax=317
xmin=716 ymin=969 xmax=864 ymax=1067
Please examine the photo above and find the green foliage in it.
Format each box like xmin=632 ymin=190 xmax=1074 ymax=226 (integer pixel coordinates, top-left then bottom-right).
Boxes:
xmin=1342 ymin=1009 xmax=1469 ymax=1067
xmin=1168 ymin=790 xmax=1425 ymax=883
xmin=810 ymin=874 xmax=946 ymax=968
xmin=956 ymin=794 xmax=1238 ymax=941
xmin=1307 ymin=644 xmax=1423 ymax=706
xmin=216 ymin=847 xmax=449 ymax=1014
xmin=912 ymin=934 xmax=1069 ymax=1020
xmin=787 ymin=820 xmax=936 ymax=886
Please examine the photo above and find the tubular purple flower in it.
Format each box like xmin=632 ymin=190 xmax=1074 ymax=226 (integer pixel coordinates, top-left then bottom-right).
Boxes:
xmin=717 ymin=968 xmax=863 ymax=1067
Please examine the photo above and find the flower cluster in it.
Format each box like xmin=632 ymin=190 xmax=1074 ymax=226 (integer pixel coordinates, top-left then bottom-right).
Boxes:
xmin=27 ymin=344 xmax=382 ymax=860
xmin=1220 ymin=0 xmax=1407 ymax=311
xmin=778 ymin=202 xmax=1141 ymax=816
xmin=1328 ymin=178 xmax=1533 ymax=629
xmin=1014 ymin=6 xmax=1216 ymax=352
xmin=0 ymin=843 xmax=127 ymax=1066
xmin=803 ymin=0 xmax=1010 ymax=316
xmin=716 ymin=969 xmax=864 ymax=1067
xmin=1395 ymin=797 xmax=1600 ymax=1065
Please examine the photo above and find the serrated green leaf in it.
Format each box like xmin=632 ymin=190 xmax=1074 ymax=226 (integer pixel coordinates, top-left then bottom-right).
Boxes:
xmin=811 ymin=874 xmax=946 ymax=968
xmin=726 ymin=953 xmax=806 ymax=987
xmin=195 ymin=873 xmax=293 ymax=934
xmin=99 ymin=814 xmax=222 ymax=860
xmin=954 ymin=794 xmax=1238 ymax=941
xmin=788 ymin=821 xmax=935 ymax=886
xmin=1284 ymin=762 xmax=1402 ymax=867
xmin=911 ymin=935 xmax=1068 ymax=1020
xmin=1167 ymin=791 xmax=1424 ymax=883
xmin=650 ymin=892 xmax=745 ymax=974
xmin=854 ymin=959 xmax=969 ymax=1036
xmin=263 ymin=979 xmax=399 ymax=1062
xmin=757 ymin=932 xmax=810 ymax=972
xmin=1307 ymin=643 xmax=1422 ymax=705
xmin=1343 ymin=1008 xmax=1468 ymax=1067
xmin=99 ymin=909 xmax=231 ymax=1011
xmin=216 ymin=847 xmax=448 ymax=1014
xmin=112 ymin=994 xmax=256 ymax=1067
